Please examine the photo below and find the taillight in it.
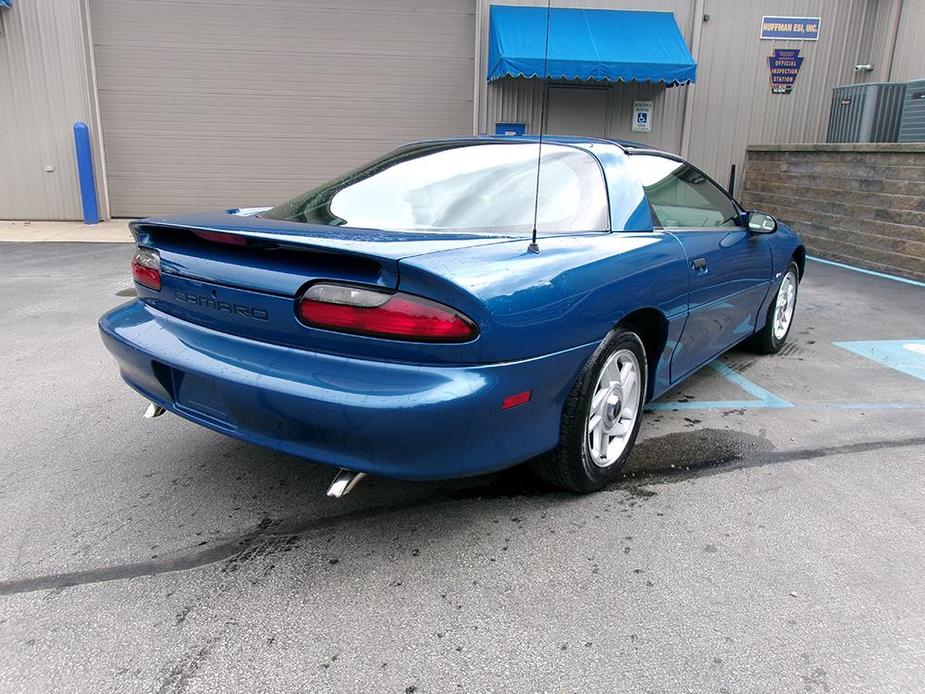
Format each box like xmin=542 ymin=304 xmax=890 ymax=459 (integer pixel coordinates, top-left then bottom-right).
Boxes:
xmin=131 ymin=247 xmax=161 ymax=291
xmin=297 ymin=283 xmax=478 ymax=342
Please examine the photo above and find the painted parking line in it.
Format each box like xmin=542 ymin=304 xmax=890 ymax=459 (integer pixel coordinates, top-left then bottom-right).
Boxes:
xmin=834 ymin=339 xmax=925 ymax=383
xmin=807 ymin=256 xmax=925 ymax=288
xmin=646 ymin=361 xmax=792 ymax=411
xmin=823 ymin=402 xmax=925 ymax=410
xmin=647 ymin=349 xmax=925 ymax=412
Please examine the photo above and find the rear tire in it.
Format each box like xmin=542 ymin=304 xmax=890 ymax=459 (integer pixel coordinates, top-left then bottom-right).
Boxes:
xmin=750 ymin=261 xmax=800 ymax=354
xmin=531 ymin=328 xmax=647 ymax=493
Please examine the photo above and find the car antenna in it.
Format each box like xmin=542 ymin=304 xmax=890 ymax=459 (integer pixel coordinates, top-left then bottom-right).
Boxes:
xmin=528 ymin=0 xmax=552 ymax=254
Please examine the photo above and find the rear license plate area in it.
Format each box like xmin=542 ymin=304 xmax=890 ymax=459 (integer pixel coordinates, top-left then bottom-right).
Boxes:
xmin=173 ymin=371 xmax=233 ymax=426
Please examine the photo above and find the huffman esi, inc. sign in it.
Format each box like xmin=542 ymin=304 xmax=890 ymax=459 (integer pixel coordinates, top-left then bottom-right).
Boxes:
xmin=760 ymin=16 xmax=821 ymax=41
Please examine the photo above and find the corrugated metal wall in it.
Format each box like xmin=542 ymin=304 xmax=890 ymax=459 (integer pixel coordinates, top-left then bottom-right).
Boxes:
xmin=483 ymin=77 xmax=690 ymax=152
xmin=890 ymin=0 xmax=925 ymax=83
xmin=4 ymin=0 xmax=920 ymax=220
xmin=861 ymin=0 xmax=897 ymax=83
xmin=686 ymin=0 xmax=883 ymax=189
xmin=478 ymin=0 xmax=890 ymax=191
xmin=0 ymin=1 xmax=98 ymax=220
xmin=478 ymin=0 xmax=693 ymax=153
xmin=88 ymin=0 xmax=476 ymax=217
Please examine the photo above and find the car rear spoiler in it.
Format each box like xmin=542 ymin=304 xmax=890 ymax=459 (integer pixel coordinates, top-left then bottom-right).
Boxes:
xmin=129 ymin=211 xmax=511 ymax=265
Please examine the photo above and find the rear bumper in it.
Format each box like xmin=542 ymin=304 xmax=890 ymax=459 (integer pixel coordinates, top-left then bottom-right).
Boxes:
xmin=99 ymin=300 xmax=595 ymax=480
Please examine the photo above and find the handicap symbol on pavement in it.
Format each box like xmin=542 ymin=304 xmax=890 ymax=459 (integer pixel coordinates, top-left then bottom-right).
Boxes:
xmin=834 ymin=339 xmax=925 ymax=382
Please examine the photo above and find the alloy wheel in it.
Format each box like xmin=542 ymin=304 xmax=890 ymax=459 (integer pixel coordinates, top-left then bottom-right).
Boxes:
xmin=586 ymin=349 xmax=642 ymax=467
xmin=773 ymin=270 xmax=797 ymax=340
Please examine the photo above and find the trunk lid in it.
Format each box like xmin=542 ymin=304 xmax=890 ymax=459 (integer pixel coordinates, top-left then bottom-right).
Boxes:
xmin=131 ymin=210 xmax=512 ymax=362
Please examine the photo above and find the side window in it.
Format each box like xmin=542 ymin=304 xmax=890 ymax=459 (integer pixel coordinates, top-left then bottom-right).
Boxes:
xmin=627 ymin=154 xmax=739 ymax=229
xmin=534 ymin=148 xmax=610 ymax=232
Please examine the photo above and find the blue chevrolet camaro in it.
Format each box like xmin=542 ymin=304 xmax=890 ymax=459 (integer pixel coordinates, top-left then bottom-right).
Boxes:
xmin=100 ymin=136 xmax=803 ymax=493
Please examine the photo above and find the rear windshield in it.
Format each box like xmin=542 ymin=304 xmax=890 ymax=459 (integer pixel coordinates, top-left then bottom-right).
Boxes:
xmin=262 ymin=142 xmax=609 ymax=234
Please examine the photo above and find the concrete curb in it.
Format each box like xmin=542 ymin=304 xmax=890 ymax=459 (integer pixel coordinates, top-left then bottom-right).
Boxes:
xmin=0 ymin=220 xmax=133 ymax=243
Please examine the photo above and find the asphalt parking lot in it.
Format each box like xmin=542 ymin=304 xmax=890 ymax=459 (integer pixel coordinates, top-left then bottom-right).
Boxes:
xmin=1 ymin=242 xmax=923 ymax=693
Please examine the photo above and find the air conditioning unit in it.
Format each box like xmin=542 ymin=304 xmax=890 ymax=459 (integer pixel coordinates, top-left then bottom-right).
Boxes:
xmin=898 ymin=79 xmax=925 ymax=142
xmin=826 ymin=82 xmax=907 ymax=143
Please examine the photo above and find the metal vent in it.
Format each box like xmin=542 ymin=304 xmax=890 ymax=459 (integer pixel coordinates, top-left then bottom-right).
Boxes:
xmin=826 ymin=82 xmax=907 ymax=143
xmin=898 ymin=79 xmax=925 ymax=143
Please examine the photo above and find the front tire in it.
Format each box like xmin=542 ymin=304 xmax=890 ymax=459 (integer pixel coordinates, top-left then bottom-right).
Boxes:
xmin=531 ymin=328 xmax=647 ymax=493
xmin=750 ymin=261 xmax=800 ymax=354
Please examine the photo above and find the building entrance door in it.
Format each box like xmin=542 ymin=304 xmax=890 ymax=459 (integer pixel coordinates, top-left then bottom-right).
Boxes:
xmin=545 ymin=87 xmax=609 ymax=137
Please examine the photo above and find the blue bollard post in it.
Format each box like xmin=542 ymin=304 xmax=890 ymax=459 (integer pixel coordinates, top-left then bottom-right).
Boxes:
xmin=73 ymin=122 xmax=100 ymax=224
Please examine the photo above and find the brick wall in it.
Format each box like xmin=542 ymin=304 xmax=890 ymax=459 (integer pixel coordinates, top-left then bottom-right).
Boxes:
xmin=741 ymin=144 xmax=925 ymax=281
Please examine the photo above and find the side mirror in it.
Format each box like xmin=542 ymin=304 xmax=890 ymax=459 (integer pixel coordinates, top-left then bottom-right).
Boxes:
xmin=747 ymin=210 xmax=778 ymax=233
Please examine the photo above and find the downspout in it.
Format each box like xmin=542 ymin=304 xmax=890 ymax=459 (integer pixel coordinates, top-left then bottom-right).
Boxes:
xmin=880 ymin=0 xmax=903 ymax=82
xmin=472 ymin=0 xmax=484 ymax=135
xmin=679 ymin=0 xmax=704 ymax=159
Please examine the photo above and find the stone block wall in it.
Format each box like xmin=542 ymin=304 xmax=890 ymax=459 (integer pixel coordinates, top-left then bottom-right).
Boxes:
xmin=741 ymin=143 xmax=925 ymax=281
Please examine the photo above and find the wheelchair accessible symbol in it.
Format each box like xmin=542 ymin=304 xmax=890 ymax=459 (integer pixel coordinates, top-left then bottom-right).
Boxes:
xmin=632 ymin=100 xmax=653 ymax=133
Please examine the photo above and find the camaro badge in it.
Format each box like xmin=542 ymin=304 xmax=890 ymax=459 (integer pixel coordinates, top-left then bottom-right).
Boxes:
xmin=174 ymin=289 xmax=269 ymax=321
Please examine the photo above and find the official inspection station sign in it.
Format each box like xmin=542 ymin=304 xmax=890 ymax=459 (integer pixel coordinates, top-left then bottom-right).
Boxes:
xmin=760 ymin=16 xmax=820 ymax=40
xmin=768 ymin=49 xmax=804 ymax=94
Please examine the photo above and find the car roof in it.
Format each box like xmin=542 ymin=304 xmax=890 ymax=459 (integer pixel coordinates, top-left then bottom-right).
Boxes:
xmin=400 ymin=134 xmax=675 ymax=157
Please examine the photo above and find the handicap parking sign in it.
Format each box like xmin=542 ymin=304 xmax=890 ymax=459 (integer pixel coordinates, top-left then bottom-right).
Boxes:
xmin=632 ymin=100 xmax=652 ymax=133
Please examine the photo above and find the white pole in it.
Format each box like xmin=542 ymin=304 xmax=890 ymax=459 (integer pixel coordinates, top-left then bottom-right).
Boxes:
xmin=880 ymin=0 xmax=904 ymax=82
xmin=679 ymin=0 xmax=705 ymax=159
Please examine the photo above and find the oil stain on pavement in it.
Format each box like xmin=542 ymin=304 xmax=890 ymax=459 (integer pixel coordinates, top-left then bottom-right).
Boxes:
xmin=2 ymin=430 xmax=923 ymax=598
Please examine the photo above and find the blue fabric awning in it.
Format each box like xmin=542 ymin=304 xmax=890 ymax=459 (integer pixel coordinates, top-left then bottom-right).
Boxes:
xmin=487 ymin=5 xmax=696 ymax=86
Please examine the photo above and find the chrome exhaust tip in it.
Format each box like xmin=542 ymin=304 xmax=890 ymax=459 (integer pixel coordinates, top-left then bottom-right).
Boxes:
xmin=144 ymin=403 xmax=166 ymax=419
xmin=326 ymin=468 xmax=367 ymax=498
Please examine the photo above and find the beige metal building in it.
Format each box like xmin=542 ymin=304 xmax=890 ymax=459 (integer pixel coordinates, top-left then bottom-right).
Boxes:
xmin=1 ymin=0 xmax=923 ymax=221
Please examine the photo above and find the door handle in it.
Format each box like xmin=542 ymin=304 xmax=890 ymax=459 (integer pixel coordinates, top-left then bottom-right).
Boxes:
xmin=691 ymin=257 xmax=707 ymax=271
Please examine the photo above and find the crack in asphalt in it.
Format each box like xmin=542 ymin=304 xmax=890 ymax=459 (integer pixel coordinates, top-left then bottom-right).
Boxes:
xmin=0 ymin=435 xmax=922 ymax=598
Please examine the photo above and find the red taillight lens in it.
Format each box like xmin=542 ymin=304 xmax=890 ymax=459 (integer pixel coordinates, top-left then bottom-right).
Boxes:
xmin=131 ymin=247 xmax=161 ymax=291
xmin=297 ymin=283 xmax=478 ymax=342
